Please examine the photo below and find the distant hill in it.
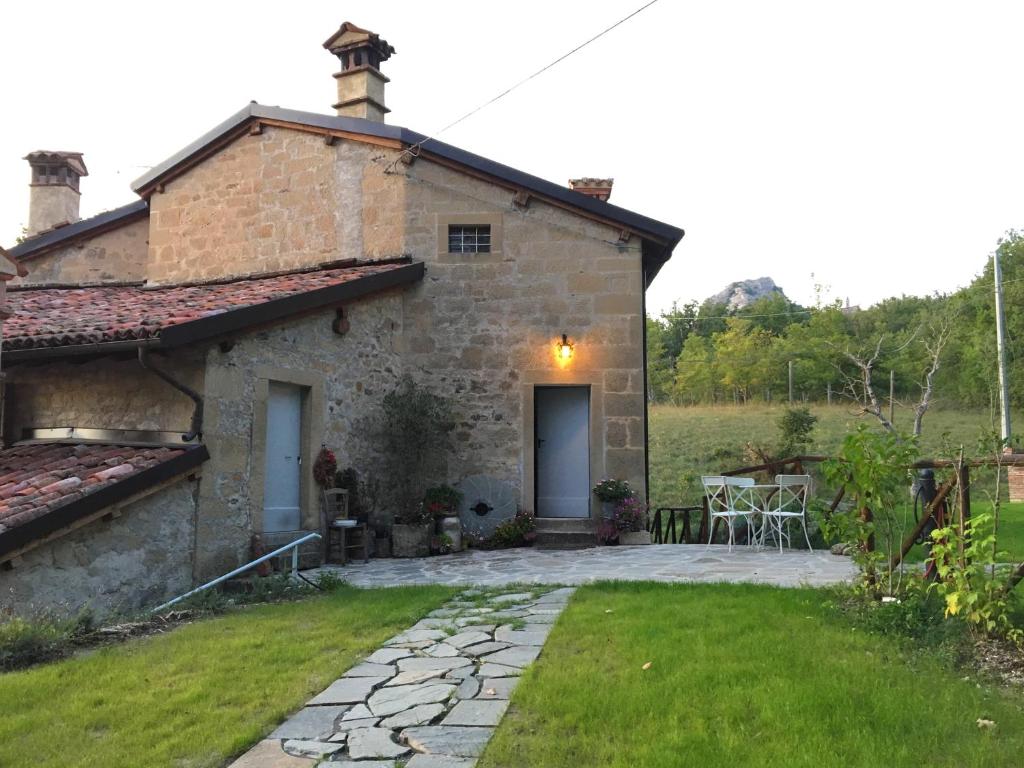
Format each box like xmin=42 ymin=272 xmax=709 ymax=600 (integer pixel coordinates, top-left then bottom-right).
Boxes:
xmin=708 ymin=277 xmax=786 ymax=311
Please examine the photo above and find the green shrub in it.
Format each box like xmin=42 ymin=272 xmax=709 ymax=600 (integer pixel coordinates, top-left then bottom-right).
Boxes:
xmin=0 ymin=608 xmax=93 ymax=671
xmin=778 ymin=406 xmax=817 ymax=457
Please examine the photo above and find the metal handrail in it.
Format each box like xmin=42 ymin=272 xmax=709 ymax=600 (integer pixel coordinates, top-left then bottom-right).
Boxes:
xmin=151 ymin=532 xmax=322 ymax=613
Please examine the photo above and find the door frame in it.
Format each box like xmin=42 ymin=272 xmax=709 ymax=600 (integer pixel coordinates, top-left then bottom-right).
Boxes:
xmin=522 ymin=372 xmax=604 ymax=522
xmin=533 ymin=385 xmax=592 ymax=518
xmin=250 ymin=368 xmax=325 ymax=534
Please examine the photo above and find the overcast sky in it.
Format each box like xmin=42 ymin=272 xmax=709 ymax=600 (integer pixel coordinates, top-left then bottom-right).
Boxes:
xmin=2 ymin=1 xmax=1022 ymax=315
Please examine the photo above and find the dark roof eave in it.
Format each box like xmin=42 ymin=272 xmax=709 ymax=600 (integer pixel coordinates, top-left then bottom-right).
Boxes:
xmin=7 ymin=200 xmax=149 ymax=261
xmin=2 ymin=261 xmax=425 ymax=362
xmin=131 ymin=103 xmax=684 ymax=251
xmin=0 ymin=444 xmax=209 ymax=561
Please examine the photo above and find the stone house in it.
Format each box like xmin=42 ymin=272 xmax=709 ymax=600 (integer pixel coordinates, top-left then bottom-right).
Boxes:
xmin=0 ymin=22 xmax=683 ymax=617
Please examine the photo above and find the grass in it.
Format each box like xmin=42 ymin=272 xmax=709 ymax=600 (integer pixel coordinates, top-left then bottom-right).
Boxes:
xmin=480 ymin=582 xmax=1024 ymax=768
xmin=649 ymin=403 xmax=1022 ymax=509
xmin=649 ymin=403 xmax=1024 ymax=559
xmin=0 ymin=584 xmax=457 ymax=768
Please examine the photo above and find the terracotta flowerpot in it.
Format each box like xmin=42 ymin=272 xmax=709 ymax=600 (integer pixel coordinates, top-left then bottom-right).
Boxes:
xmin=392 ymin=523 xmax=432 ymax=558
xmin=619 ymin=530 xmax=652 ymax=546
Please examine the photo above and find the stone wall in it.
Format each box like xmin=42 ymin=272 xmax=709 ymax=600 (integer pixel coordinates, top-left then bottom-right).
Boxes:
xmin=196 ymin=290 xmax=405 ymax=579
xmin=5 ymin=352 xmax=205 ymax=440
xmin=146 ymin=128 xmax=406 ymax=284
xmin=400 ymin=159 xmax=647 ymax=515
xmin=13 ymin=217 xmax=149 ymax=286
xmin=0 ymin=477 xmax=199 ymax=619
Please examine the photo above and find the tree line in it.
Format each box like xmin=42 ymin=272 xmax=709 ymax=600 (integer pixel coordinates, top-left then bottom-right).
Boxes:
xmin=647 ymin=231 xmax=1024 ymax=429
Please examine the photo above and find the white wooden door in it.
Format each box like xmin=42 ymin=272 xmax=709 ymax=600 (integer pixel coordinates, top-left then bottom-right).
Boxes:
xmin=263 ymin=382 xmax=303 ymax=532
xmin=535 ymin=386 xmax=590 ymax=518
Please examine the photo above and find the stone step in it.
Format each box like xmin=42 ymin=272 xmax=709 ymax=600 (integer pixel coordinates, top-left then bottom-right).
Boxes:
xmin=533 ymin=519 xmax=596 ymax=549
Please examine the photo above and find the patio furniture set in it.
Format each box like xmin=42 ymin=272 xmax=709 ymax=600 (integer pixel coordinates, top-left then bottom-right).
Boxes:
xmin=701 ymin=474 xmax=813 ymax=552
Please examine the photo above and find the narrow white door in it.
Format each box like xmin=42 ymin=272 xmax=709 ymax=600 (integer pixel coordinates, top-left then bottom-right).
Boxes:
xmin=535 ymin=386 xmax=590 ymax=518
xmin=263 ymin=382 xmax=303 ymax=532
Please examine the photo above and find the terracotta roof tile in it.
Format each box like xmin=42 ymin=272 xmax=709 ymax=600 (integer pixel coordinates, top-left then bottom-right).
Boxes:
xmin=4 ymin=261 xmax=408 ymax=351
xmin=0 ymin=443 xmax=188 ymax=535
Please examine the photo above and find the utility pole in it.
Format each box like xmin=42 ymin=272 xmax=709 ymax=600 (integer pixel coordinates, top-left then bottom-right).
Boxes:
xmin=788 ymin=360 xmax=794 ymax=404
xmin=994 ymin=248 xmax=1012 ymax=445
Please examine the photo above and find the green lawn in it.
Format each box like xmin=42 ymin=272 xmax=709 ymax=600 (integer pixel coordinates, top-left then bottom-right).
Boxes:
xmin=480 ymin=582 xmax=1024 ymax=768
xmin=0 ymin=585 xmax=456 ymax=768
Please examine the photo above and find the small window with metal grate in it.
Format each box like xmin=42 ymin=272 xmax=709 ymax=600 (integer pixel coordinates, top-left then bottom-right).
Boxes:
xmin=447 ymin=224 xmax=492 ymax=254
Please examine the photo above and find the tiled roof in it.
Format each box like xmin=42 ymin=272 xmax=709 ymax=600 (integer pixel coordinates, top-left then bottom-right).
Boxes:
xmin=4 ymin=261 xmax=413 ymax=352
xmin=0 ymin=443 xmax=188 ymax=535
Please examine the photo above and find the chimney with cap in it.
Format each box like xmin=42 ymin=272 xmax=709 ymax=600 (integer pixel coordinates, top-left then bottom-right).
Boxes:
xmin=24 ymin=151 xmax=88 ymax=236
xmin=568 ymin=178 xmax=614 ymax=202
xmin=323 ymin=22 xmax=395 ymax=122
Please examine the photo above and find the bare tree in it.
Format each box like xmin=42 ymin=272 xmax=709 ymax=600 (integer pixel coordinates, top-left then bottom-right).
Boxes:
xmin=911 ymin=324 xmax=951 ymax=437
xmin=831 ymin=322 xmax=948 ymax=437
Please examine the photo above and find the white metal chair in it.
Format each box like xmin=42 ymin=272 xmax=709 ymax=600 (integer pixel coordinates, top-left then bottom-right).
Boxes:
xmin=702 ymin=476 xmax=760 ymax=551
xmin=761 ymin=474 xmax=813 ymax=552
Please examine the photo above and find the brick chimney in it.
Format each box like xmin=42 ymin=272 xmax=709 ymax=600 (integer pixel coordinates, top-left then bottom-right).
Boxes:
xmin=323 ymin=22 xmax=395 ymax=122
xmin=24 ymin=151 xmax=88 ymax=236
xmin=569 ymin=178 xmax=614 ymax=202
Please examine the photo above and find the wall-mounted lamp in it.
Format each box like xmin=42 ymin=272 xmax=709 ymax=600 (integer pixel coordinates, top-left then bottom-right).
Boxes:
xmin=557 ymin=333 xmax=574 ymax=361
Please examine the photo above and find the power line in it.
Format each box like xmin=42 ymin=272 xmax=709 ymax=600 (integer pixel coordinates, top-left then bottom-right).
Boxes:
xmin=392 ymin=0 xmax=662 ymax=167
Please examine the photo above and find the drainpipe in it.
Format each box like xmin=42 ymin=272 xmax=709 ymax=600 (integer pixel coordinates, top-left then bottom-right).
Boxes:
xmin=138 ymin=347 xmax=204 ymax=442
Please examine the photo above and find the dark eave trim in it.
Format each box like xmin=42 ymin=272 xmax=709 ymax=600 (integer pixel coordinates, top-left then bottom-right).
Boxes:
xmin=3 ymin=262 xmax=423 ymax=362
xmin=159 ymin=261 xmax=424 ymax=348
xmin=0 ymin=445 xmax=209 ymax=560
xmin=7 ymin=200 xmax=149 ymax=261
xmin=130 ymin=104 xmax=684 ymax=250
xmin=4 ymin=338 xmax=161 ymax=365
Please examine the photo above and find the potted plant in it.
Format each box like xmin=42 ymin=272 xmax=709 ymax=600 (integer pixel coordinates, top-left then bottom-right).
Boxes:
xmin=424 ymin=484 xmax=464 ymax=551
xmin=392 ymin=503 xmax=433 ymax=557
xmin=614 ymin=495 xmax=651 ymax=545
xmin=592 ymin=478 xmax=634 ymax=518
xmin=424 ymin=484 xmax=463 ymax=518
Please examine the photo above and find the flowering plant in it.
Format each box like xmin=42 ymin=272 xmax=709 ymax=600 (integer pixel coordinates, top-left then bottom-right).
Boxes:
xmin=613 ymin=495 xmax=648 ymax=532
xmin=423 ymin=485 xmax=463 ymax=517
xmin=312 ymin=446 xmax=337 ymax=487
xmin=592 ymin=478 xmax=633 ymax=502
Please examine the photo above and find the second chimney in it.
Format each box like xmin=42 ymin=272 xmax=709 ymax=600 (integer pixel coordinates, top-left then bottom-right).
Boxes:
xmin=25 ymin=151 xmax=88 ymax=236
xmin=323 ymin=22 xmax=395 ymax=122
xmin=569 ymin=178 xmax=614 ymax=202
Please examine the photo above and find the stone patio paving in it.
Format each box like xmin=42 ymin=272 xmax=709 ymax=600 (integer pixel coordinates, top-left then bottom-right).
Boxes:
xmin=309 ymin=544 xmax=857 ymax=589
xmin=229 ymin=586 xmax=574 ymax=768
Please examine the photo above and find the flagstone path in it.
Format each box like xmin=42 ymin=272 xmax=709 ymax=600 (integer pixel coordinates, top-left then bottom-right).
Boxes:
xmin=308 ymin=544 xmax=856 ymax=589
xmin=229 ymin=586 xmax=574 ymax=768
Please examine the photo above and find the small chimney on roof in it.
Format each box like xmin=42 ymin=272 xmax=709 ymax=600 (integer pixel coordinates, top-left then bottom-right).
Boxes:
xmin=568 ymin=178 xmax=614 ymax=202
xmin=323 ymin=22 xmax=395 ymax=122
xmin=24 ymin=151 xmax=88 ymax=236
